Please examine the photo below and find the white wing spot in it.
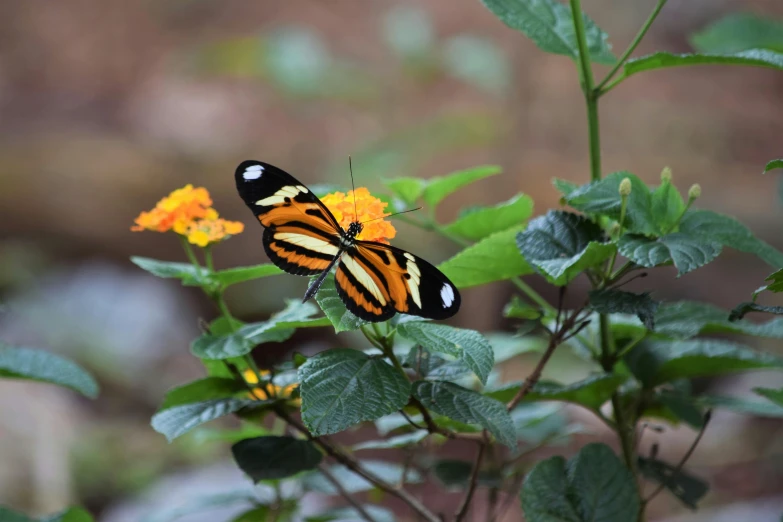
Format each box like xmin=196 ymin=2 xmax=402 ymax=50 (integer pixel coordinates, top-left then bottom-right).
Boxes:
xmin=243 ymin=164 xmax=264 ymax=180
xmin=440 ymin=283 xmax=455 ymax=308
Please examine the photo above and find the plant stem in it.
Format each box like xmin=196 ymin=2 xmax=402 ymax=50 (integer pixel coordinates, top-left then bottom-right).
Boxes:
xmin=204 ymin=246 xmax=215 ymax=272
xmin=318 ymin=465 xmax=379 ymax=522
xmin=569 ymin=0 xmax=601 ymax=181
xmin=454 ymin=439 xmax=487 ymax=522
xmin=644 ymin=410 xmax=712 ymax=505
xmin=596 ymin=0 xmax=668 ymax=93
xmin=180 ymin=236 xmax=204 ymax=275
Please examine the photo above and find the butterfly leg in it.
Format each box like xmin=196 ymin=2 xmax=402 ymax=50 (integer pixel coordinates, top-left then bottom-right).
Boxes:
xmin=303 ymin=251 xmax=344 ymax=302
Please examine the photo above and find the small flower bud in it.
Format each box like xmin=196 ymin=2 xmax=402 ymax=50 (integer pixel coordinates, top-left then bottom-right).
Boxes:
xmin=660 ymin=167 xmax=672 ymax=183
xmin=619 ymin=177 xmax=632 ymax=197
xmin=688 ymin=183 xmax=701 ymax=200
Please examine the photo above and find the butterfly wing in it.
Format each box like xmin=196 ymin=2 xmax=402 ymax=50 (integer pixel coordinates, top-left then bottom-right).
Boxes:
xmin=235 ymin=160 xmax=343 ymax=276
xmin=335 ymin=241 xmax=460 ymax=322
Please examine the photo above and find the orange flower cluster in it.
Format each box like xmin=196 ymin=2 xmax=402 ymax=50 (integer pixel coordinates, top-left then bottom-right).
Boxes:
xmin=243 ymin=369 xmax=300 ymax=406
xmin=321 ymin=187 xmax=396 ymax=243
xmin=132 ymin=185 xmax=243 ymax=247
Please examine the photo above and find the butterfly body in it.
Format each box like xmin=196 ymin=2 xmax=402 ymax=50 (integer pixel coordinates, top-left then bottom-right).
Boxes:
xmin=235 ymin=160 xmax=460 ymax=322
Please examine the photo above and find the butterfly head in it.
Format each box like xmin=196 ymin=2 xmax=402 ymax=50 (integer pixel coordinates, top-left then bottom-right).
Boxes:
xmin=346 ymin=221 xmax=363 ymax=240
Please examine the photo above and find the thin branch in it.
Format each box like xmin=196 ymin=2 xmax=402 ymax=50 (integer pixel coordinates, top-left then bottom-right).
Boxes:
xmin=454 ymin=436 xmax=487 ymax=522
xmin=276 ymin=409 xmax=441 ymax=522
xmin=318 ymin=465 xmax=378 ymax=522
xmin=506 ymin=304 xmax=586 ymax=411
xmin=489 ymin=472 xmax=525 ymax=522
xmin=644 ymin=410 xmax=712 ymax=505
xmin=595 ymin=0 xmax=669 ymax=93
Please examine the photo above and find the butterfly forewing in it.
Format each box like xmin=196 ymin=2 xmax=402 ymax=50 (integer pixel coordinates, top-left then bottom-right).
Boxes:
xmin=235 ymin=160 xmax=343 ymax=276
xmin=234 ymin=160 xmax=461 ymax=322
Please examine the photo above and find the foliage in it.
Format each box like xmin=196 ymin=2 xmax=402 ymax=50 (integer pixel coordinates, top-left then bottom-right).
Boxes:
xmin=122 ymin=3 xmax=783 ymax=522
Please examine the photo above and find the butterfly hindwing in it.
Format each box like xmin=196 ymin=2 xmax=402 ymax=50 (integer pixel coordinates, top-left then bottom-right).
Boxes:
xmin=335 ymin=242 xmax=460 ymax=321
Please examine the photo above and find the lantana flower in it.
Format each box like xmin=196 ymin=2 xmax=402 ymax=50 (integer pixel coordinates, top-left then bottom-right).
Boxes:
xmin=243 ymin=369 xmax=300 ymax=406
xmin=132 ymin=184 xmax=243 ymax=247
xmin=321 ymin=187 xmax=396 ymax=243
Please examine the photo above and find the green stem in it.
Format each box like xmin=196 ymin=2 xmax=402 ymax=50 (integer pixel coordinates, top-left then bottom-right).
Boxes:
xmin=596 ymin=0 xmax=668 ymax=93
xmin=180 ymin=236 xmax=203 ymax=275
xmin=204 ymin=246 xmax=215 ymax=272
xmin=511 ymin=277 xmax=555 ymax=314
xmin=569 ymin=0 xmax=601 ymax=181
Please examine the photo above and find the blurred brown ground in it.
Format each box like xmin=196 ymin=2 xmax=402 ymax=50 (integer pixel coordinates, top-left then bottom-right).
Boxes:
xmin=1 ymin=0 xmax=783 ymax=520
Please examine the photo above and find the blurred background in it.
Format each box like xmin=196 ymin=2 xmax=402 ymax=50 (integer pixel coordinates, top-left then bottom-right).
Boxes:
xmin=1 ymin=0 xmax=783 ymax=520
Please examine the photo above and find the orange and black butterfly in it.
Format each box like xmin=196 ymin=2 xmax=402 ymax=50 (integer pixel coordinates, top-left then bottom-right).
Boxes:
xmin=234 ymin=160 xmax=460 ymax=322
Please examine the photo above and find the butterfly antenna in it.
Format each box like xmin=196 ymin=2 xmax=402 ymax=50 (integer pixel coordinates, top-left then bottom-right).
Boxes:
xmin=349 ymin=156 xmax=358 ymax=223
xmin=360 ymin=207 xmax=422 ymax=225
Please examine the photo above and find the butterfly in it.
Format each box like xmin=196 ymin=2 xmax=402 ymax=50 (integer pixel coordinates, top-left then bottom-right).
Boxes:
xmin=234 ymin=160 xmax=461 ymax=322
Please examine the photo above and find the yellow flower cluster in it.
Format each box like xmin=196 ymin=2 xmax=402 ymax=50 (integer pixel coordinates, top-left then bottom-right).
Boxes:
xmin=321 ymin=187 xmax=396 ymax=243
xmin=132 ymin=185 xmax=243 ymax=247
xmin=243 ymin=369 xmax=300 ymax=406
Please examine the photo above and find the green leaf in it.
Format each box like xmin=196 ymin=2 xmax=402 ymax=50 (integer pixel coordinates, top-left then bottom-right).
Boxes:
xmin=622 ymin=50 xmax=783 ymax=81
xmin=397 ymin=321 xmax=494 ymax=384
xmin=696 ymin=394 xmax=783 ymax=417
xmin=439 ymin=225 xmax=532 ymax=288
xmin=553 ymin=178 xmax=579 ymax=197
xmin=624 ymin=339 xmax=783 ymax=387
xmin=40 ymin=508 xmax=95 ymax=522
xmin=442 ymin=193 xmax=534 ymax=241
xmin=0 ymin=507 xmax=33 ymax=522
xmin=512 ymin=403 xmax=574 ymax=445
xmin=413 ymin=380 xmax=516 ymax=448
xmin=618 ymin=233 xmax=721 ymax=276
xmin=238 ymin=300 xmax=322 ymax=342
xmin=304 ymin=461 xmax=422 ymax=494
xmin=678 ymin=209 xmax=783 ymax=268
xmin=230 ymin=507 xmax=271 ymax=522
xmin=151 ymin=398 xmax=256 ymax=442
xmin=763 ymin=159 xmax=783 ymax=174
xmin=520 ymin=443 xmax=640 ymax=522
xmin=503 ymin=295 xmax=543 ymax=320
xmin=638 ymin=457 xmax=708 ymax=509
xmin=655 ymin=300 xmax=783 ymax=340
xmin=192 ymin=301 xmax=321 ymax=359
xmin=690 ymin=13 xmax=783 ymax=54
xmin=650 ymin=177 xmax=686 ymax=234
xmin=422 ymin=165 xmax=502 ymax=208
xmin=383 ymin=177 xmax=426 ymax=205
xmin=314 ymin=273 xmax=369 ymax=332
xmin=729 ymin=302 xmax=783 ymax=321
xmin=353 ymin=431 xmax=430 ymax=450
xmin=0 ymin=344 xmax=99 ymax=398
xmin=130 ymin=256 xmax=206 ymax=285
xmin=191 ymin=332 xmax=255 ymax=360
xmin=487 ymin=373 xmax=627 ymax=412
xmin=479 ymin=0 xmax=615 ymax=65
xmin=403 ymin=346 xmax=471 ymax=381
xmin=232 ymin=436 xmax=322 ymax=481
xmin=754 ymin=387 xmax=783 ymax=407
xmin=589 ymin=289 xmax=659 ymax=330
xmin=517 ymin=211 xmax=615 ymax=285
xmin=753 ymin=268 xmax=783 ymax=300
xmin=212 ymin=264 xmax=283 ymax=286
xmin=160 ymin=377 xmax=246 ymax=410
xmin=564 ymin=172 xmax=656 ymax=235
xmin=299 ymin=349 xmax=411 ymax=436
